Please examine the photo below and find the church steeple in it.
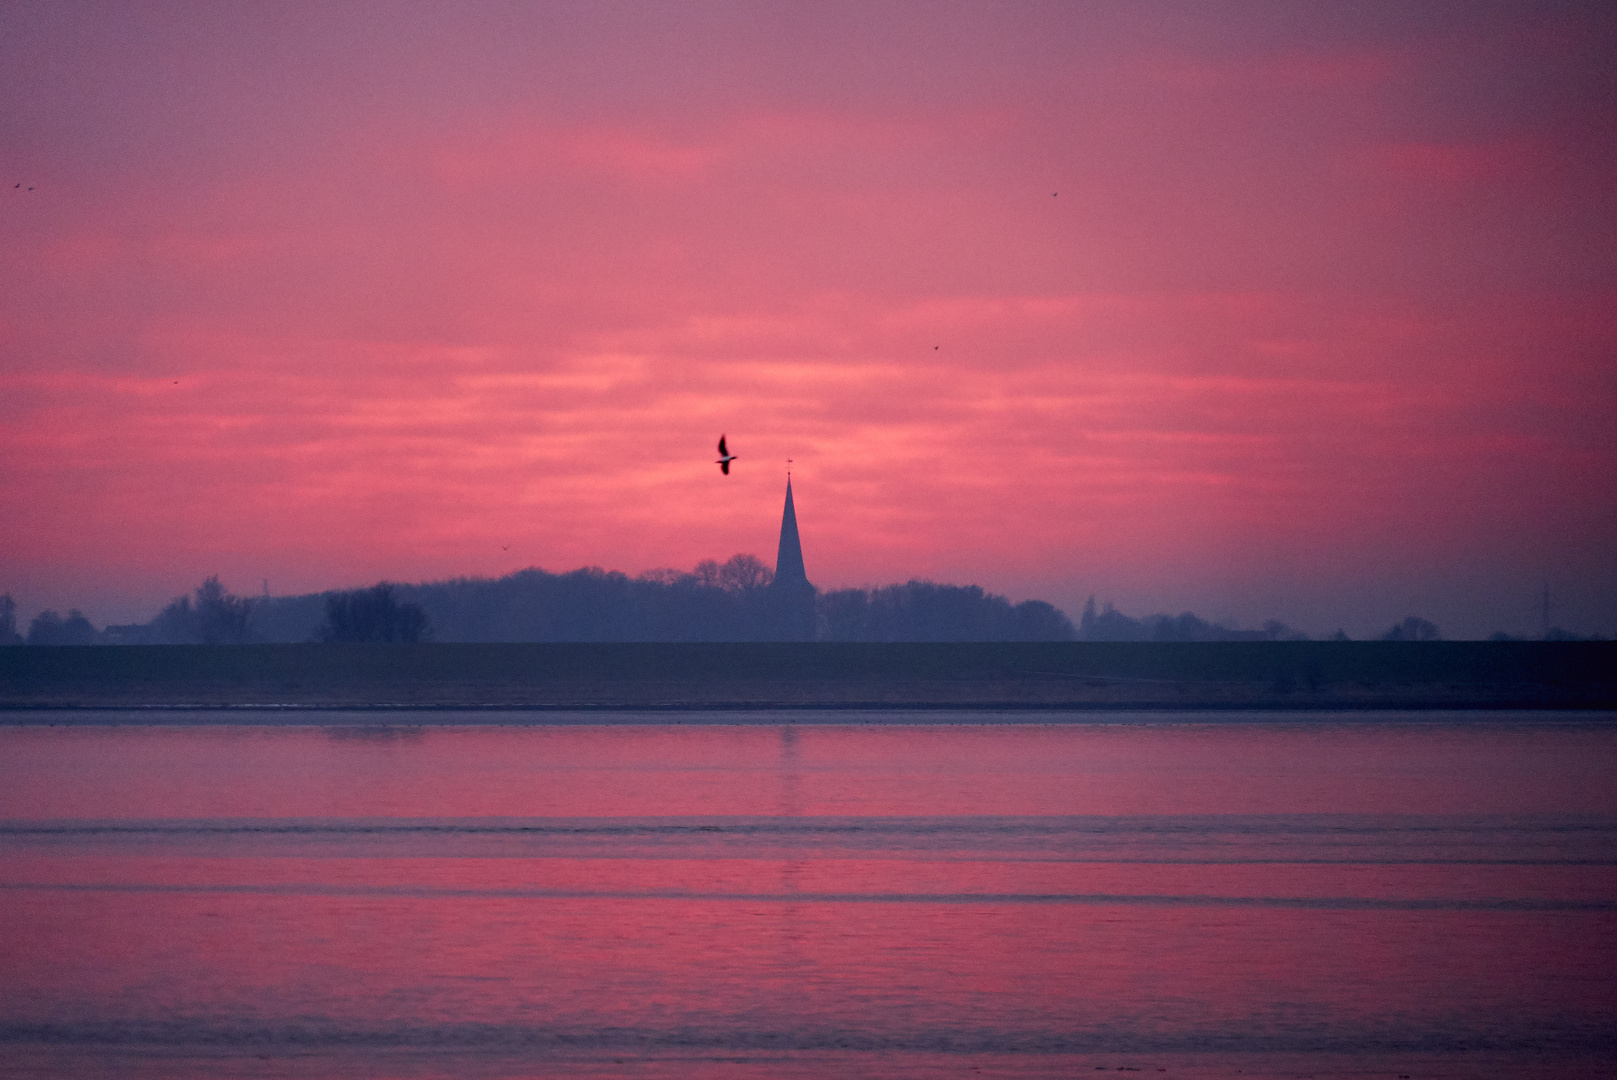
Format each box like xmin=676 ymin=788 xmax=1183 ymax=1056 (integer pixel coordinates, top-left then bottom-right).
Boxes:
xmin=774 ymin=477 xmax=808 ymax=586
xmin=767 ymin=474 xmax=815 ymax=640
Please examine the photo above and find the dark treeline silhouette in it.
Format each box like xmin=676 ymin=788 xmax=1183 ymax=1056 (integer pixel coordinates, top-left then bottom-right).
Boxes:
xmin=25 ymin=610 xmax=102 ymax=645
xmin=150 ymin=576 xmax=255 ymax=644
xmin=1073 ymin=604 xmax=1468 ymax=643
xmin=376 ymin=555 xmax=795 ymax=642
xmin=5 ymin=575 xmax=1600 ymax=644
xmin=821 ymin=583 xmax=1073 ymax=641
xmin=1381 ymin=615 xmax=1441 ymax=641
xmin=70 ymin=556 xmax=1079 ymax=643
xmin=1077 ymin=598 xmax=1311 ymax=642
xmin=319 ymin=584 xmax=429 ymax=642
xmin=318 ymin=564 xmax=1069 ymax=642
xmin=11 ymin=577 xmax=257 ymax=646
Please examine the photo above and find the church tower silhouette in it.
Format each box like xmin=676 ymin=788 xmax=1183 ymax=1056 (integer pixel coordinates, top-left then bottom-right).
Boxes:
xmin=768 ymin=475 xmax=816 ymax=639
xmin=774 ymin=477 xmax=808 ymax=587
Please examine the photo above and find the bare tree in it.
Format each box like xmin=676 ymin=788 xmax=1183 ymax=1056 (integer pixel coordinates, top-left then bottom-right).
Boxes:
xmin=1381 ymin=616 xmax=1440 ymax=641
xmin=718 ymin=554 xmax=772 ymax=592
xmin=194 ymin=576 xmax=254 ymax=644
xmin=319 ymin=584 xmax=429 ymax=642
xmin=148 ymin=577 xmax=255 ymax=643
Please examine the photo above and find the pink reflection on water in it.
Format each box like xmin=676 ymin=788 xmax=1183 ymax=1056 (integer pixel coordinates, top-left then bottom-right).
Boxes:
xmin=3 ymin=718 xmax=1616 ymax=819
xmin=1 ymin=718 xmax=1614 ymax=1078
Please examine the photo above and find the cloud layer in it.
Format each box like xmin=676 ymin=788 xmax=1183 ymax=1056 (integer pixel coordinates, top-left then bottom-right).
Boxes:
xmin=2 ymin=2 xmax=1614 ymax=635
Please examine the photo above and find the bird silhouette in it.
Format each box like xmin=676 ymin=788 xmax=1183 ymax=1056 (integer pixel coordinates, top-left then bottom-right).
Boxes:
xmin=502 ymin=545 xmax=510 ymax=551
xmin=716 ymin=435 xmax=736 ymax=475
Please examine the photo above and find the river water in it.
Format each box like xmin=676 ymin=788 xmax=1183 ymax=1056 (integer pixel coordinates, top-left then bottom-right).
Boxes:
xmin=2 ymin=711 xmax=1614 ymax=1078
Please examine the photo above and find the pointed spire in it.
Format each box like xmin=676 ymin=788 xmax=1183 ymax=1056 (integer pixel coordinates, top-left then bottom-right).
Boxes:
xmin=774 ymin=477 xmax=808 ymax=586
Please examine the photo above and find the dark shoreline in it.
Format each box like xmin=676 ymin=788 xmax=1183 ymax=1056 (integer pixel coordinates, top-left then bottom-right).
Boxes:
xmin=6 ymin=700 xmax=1617 ymax=713
xmin=4 ymin=710 xmax=1615 ymax=728
xmin=3 ymin=641 xmax=1612 ymax=715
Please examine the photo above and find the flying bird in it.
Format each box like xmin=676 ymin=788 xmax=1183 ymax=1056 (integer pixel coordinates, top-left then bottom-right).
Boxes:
xmin=716 ymin=435 xmax=737 ymax=475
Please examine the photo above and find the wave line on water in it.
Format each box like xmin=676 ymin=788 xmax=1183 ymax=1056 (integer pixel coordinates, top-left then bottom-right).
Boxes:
xmin=6 ymin=813 xmax=1613 ymax=835
xmin=5 ymin=1019 xmax=1616 ymax=1055
xmin=1 ymin=881 xmax=1611 ymax=910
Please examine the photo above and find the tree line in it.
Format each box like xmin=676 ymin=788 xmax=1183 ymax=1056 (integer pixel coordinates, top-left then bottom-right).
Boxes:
xmin=5 ymin=564 xmax=1577 ymax=644
xmin=2 ymin=558 xmax=1074 ymax=644
xmin=1075 ymin=599 xmax=1447 ymax=642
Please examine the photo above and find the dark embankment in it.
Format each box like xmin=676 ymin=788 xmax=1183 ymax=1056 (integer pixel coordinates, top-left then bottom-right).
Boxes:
xmin=1 ymin=641 xmax=1613 ymax=711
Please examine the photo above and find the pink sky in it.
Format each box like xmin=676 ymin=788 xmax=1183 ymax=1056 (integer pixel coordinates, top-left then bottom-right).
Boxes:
xmin=2 ymin=2 xmax=1614 ymax=637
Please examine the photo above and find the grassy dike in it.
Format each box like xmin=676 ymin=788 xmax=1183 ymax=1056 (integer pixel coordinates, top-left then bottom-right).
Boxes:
xmin=1 ymin=641 xmax=1613 ymax=711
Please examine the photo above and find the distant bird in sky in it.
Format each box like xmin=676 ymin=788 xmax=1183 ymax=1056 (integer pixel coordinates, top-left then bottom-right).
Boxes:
xmin=716 ymin=435 xmax=736 ymax=475
xmin=502 ymin=545 xmax=510 ymax=551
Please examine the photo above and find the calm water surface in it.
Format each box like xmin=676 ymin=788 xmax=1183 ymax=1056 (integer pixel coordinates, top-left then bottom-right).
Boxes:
xmin=2 ymin=711 xmax=1614 ymax=1078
